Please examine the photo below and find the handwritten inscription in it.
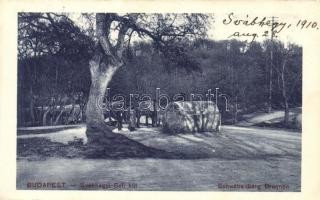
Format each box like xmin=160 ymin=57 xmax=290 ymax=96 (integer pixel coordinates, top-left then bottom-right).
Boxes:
xmin=223 ymin=12 xmax=319 ymax=43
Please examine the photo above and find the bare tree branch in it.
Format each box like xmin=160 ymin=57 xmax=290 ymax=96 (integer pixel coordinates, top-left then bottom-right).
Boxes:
xmin=115 ymin=22 xmax=130 ymax=59
xmin=96 ymin=13 xmax=116 ymax=60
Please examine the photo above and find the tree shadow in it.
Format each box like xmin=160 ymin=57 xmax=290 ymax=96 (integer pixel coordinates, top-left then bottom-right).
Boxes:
xmin=17 ymin=128 xmax=295 ymax=161
xmin=17 ymin=136 xmax=213 ymax=161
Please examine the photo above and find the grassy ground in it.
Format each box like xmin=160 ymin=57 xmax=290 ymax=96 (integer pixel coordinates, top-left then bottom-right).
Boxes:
xmin=16 ymin=125 xmax=301 ymax=191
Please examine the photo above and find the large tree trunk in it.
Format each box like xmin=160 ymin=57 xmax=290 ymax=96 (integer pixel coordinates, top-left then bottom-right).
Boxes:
xmin=85 ymin=55 xmax=121 ymax=143
xmin=85 ymin=14 xmax=118 ymax=143
xmin=85 ymin=13 xmax=131 ymax=145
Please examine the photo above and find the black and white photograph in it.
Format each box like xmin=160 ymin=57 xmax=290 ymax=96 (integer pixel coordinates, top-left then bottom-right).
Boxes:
xmin=1 ymin=0 xmax=320 ymax=198
xmin=14 ymin=11 xmax=305 ymax=192
xmin=2 ymin=0 xmax=320 ymax=198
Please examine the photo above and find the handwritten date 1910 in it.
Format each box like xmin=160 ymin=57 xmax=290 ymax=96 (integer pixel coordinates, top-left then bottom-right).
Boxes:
xmin=296 ymin=20 xmax=319 ymax=30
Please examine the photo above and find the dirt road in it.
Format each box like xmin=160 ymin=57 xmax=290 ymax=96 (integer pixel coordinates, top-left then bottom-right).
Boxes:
xmin=17 ymin=125 xmax=301 ymax=191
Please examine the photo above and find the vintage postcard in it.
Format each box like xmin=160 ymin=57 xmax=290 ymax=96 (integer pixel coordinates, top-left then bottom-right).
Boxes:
xmin=0 ymin=0 xmax=320 ymax=200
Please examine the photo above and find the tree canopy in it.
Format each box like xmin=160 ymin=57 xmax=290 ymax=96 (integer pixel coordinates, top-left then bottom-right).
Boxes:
xmin=17 ymin=12 xmax=302 ymax=128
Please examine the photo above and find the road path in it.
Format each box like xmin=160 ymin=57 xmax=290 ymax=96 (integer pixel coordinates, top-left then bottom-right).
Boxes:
xmin=17 ymin=125 xmax=301 ymax=191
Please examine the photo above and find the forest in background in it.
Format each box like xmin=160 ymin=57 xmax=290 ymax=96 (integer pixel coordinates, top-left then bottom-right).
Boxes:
xmin=17 ymin=13 xmax=302 ymax=127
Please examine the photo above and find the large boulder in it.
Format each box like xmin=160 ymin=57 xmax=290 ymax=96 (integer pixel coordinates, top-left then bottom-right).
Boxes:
xmin=162 ymin=101 xmax=221 ymax=134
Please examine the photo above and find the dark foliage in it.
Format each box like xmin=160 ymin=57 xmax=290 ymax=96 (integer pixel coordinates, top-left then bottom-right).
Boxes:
xmin=17 ymin=13 xmax=302 ymax=127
